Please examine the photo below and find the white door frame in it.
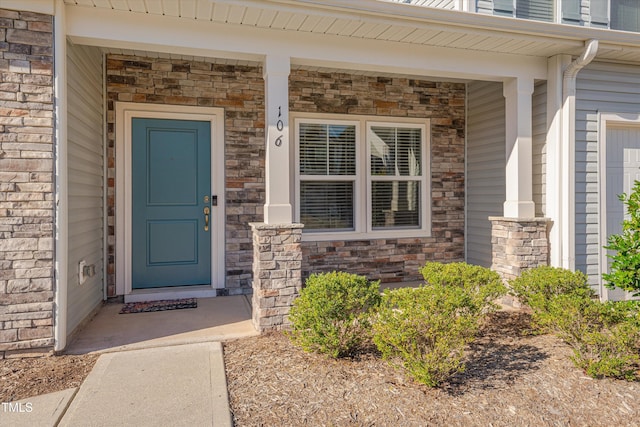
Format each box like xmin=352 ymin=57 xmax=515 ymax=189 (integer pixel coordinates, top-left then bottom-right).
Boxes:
xmin=115 ymin=102 xmax=225 ymax=299
xmin=598 ymin=112 xmax=640 ymax=300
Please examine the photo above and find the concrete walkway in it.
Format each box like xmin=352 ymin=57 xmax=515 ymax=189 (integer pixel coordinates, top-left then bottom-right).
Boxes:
xmin=1 ymin=296 xmax=257 ymax=427
xmin=60 ymin=342 xmax=232 ymax=427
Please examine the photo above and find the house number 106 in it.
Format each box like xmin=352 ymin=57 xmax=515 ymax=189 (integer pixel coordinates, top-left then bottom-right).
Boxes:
xmin=275 ymin=106 xmax=284 ymax=147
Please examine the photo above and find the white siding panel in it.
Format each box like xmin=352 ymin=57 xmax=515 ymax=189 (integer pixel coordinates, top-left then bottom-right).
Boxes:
xmin=67 ymin=43 xmax=104 ymax=336
xmin=533 ymin=81 xmax=547 ymax=217
xmin=466 ymin=81 xmax=505 ymax=267
xmin=575 ymin=61 xmax=640 ymax=288
xmin=385 ymin=0 xmax=457 ymax=9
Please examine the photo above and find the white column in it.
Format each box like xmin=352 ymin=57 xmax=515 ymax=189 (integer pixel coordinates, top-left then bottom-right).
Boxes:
xmin=263 ymin=55 xmax=292 ymax=224
xmin=54 ymin=0 xmax=69 ymax=352
xmin=546 ymin=55 xmax=572 ymax=268
xmin=503 ymin=77 xmax=535 ymax=218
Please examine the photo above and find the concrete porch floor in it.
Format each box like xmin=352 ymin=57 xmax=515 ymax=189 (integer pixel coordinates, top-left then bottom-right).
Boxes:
xmin=65 ymin=295 xmax=258 ymax=354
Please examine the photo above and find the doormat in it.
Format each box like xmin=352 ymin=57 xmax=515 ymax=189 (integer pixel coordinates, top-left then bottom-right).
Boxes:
xmin=119 ymin=298 xmax=197 ymax=314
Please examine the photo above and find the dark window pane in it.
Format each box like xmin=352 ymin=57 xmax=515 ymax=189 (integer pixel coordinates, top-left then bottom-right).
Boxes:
xmin=371 ymin=181 xmax=420 ymax=229
xmin=300 ymin=181 xmax=354 ymax=231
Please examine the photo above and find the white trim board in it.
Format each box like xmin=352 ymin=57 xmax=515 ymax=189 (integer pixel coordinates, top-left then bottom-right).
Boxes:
xmin=115 ymin=102 xmax=226 ymax=298
xmin=597 ymin=112 xmax=640 ymax=301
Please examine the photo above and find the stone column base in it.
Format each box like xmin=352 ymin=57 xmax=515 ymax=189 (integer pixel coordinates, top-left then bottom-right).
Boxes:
xmin=250 ymin=223 xmax=304 ymax=332
xmin=489 ymin=217 xmax=551 ymax=282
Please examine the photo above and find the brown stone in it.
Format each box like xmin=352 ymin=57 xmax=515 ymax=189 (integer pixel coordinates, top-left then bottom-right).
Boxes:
xmin=6 ymin=29 xmax=51 ymax=47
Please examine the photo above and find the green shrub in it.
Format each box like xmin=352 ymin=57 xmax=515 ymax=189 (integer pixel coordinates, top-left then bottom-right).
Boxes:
xmin=603 ymin=180 xmax=640 ymax=296
xmin=420 ymin=262 xmax=507 ymax=316
xmin=545 ymin=295 xmax=640 ymax=380
xmin=287 ymin=272 xmax=381 ymax=358
xmin=372 ymin=285 xmax=478 ymax=387
xmin=509 ymin=266 xmax=593 ymax=330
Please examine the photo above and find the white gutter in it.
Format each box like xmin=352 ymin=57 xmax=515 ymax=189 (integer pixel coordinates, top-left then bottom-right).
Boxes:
xmin=560 ymin=39 xmax=599 ymax=271
xmin=53 ymin=0 xmax=68 ymax=352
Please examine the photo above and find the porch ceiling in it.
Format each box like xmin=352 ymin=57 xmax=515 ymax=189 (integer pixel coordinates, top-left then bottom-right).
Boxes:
xmin=64 ymin=0 xmax=640 ymax=64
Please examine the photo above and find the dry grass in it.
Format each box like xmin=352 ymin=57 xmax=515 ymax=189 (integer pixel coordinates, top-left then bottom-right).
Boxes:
xmin=224 ymin=311 xmax=640 ymax=426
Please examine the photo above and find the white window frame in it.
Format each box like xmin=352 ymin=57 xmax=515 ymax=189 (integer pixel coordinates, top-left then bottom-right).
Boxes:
xmin=295 ymin=117 xmax=362 ymax=234
xmin=293 ymin=113 xmax=431 ymax=241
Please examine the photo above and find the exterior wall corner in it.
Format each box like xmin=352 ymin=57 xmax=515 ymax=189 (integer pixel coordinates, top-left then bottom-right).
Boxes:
xmin=0 ymin=7 xmax=55 ymax=353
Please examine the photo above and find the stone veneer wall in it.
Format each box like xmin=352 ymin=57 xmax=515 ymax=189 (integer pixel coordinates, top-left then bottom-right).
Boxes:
xmin=0 ymin=9 xmax=55 ymax=356
xmin=290 ymin=70 xmax=466 ymax=283
xmin=106 ymin=55 xmax=265 ymax=296
xmin=490 ymin=217 xmax=551 ymax=281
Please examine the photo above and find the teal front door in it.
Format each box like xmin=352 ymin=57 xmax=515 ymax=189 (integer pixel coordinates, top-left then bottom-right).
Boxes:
xmin=132 ymin=118 xmax=212 ymax=289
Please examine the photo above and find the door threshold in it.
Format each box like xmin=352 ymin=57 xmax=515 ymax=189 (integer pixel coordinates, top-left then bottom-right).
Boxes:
xmin=124 ymin=286 xmax=219 ymax=303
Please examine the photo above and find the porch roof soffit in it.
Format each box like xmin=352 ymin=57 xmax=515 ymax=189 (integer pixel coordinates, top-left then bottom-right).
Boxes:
xmin=61 ymin=0 xmax=640 ymax=75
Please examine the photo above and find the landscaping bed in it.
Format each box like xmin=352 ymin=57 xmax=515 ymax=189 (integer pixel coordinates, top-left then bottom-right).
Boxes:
xmin=224 ymin=310 xmax=640 ymax=426
xmin=0 ymin=353 xmax=98 ymax=402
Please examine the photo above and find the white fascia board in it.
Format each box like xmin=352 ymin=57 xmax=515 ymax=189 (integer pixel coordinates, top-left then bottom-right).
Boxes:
xmin=2 ymin=0 xmax=54 ymax=15
xmin=65 ymin=6 xmax=546 ymax=81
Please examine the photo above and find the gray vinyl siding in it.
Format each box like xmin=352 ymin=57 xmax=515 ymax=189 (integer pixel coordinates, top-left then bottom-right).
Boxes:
xmin=466 ymin=81 xmax=505 ymax=267
xmin=533 ymin=81 xmax=547 ymax=217
xmin=67 ymin=43 xmax=104 ymax=335
xmin=575 ymin=61 xmax=640 ymax=287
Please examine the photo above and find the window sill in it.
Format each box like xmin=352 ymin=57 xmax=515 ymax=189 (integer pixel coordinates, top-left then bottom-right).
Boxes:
xmin=301 ymin=229 xmax=432 ymax=242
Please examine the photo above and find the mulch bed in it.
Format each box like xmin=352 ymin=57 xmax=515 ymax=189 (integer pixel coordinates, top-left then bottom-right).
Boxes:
xmin=224 ymin=311 xmax=640 ymax=426
xmin=0 ymin=354 xmax=99 ymax=402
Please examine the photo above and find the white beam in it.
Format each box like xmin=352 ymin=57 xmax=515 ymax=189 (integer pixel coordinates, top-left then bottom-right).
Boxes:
xmin=263 ymin=55 xmax=293 ymax=224
xmin=64 ymin=5 xmax=547 ymax=81
xmin=503 ymin=77 xmax=535 ymax=219
xmin=2 ymin=0 xmax=54 ymax=15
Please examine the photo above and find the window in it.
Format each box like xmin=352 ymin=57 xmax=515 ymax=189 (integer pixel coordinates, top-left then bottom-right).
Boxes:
xmin=295 ymin=115 xmax=430 ymax=238
xmin=298 ymin=121 xmax=357 ymax=232
xmin=494 ymin=0 xmax=554 ymax=22
xmin=369 ymin=124 xmax=423 ymax=230
xmin=611 ymin=0 xmax=640 ymax=32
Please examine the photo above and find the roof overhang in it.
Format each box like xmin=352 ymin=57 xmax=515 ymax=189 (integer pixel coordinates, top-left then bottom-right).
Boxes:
xmin=60 ymin=0 xmax=640 ymax=73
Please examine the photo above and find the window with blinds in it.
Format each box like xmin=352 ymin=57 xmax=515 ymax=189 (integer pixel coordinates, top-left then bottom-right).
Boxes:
xmin=369 ymin=125 xmax=423 ymax=230
xmin=298 ymin=121 xmax=357 ymax=232
xmin=295 ymin=116 xmax=430 ymax=237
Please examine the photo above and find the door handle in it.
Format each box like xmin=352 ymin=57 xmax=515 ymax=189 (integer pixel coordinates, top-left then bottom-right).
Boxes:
xmin=204 ymin=206 xmax=210 ymax=231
